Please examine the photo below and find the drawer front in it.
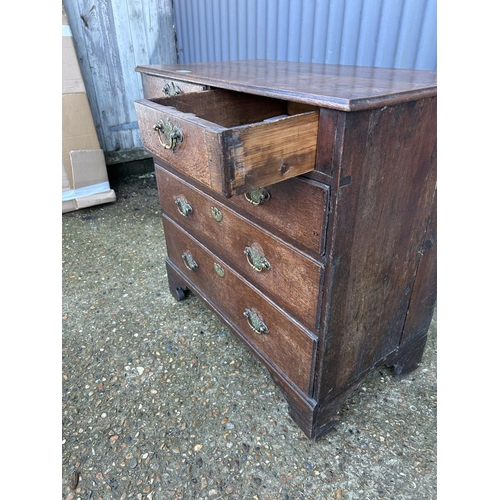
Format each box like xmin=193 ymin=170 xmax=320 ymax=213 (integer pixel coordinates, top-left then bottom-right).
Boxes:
xmin=207 ymin=172 xmax=329 ymax=257
xmin=156 ymin=163 xmax=329 ymax=256
xmin=141 ymin=73 xmax=207 ymax=99
xmin=135 ymin=89 xmax=319 ymax=197
xmin=163 ymin=216 xmax=317 ymax=395
xmin=157 ymin=168 xmax=323 ymax=332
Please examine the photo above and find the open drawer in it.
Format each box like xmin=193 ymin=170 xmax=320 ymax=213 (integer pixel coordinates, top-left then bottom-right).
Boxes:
xmin=135 ymin=89 xmax=319 ymax=197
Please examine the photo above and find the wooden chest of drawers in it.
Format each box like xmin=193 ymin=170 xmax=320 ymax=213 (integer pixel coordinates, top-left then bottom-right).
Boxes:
xmin=134 ymin=60 xmax=437 ymax=440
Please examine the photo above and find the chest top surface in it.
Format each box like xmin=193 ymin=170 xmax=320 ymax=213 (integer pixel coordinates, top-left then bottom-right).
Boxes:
xmin=136 ymin=59 xmax=437 ymax=111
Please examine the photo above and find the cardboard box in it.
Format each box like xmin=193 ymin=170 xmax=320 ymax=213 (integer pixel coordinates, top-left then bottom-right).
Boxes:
xmin=62 ymin=150 xmax=116 ymax=213
xmin=62 ymin=4 xmax=115 ymax=212
xmin=62 ymin=30 xmax=85 ymax=94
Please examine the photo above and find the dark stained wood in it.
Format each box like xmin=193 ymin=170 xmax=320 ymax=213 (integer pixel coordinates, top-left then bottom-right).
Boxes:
xmin=399 ymin=190 xmax=437 ymax=344
xmin=156 ymin=166 xmax=323 ymax=332
xmin=135 ymin=61 xmax=437 ymax=439
xmin=386 ymin=333 xmax=429 ymax=379
xmin=314 ymin=108 xmax=346 ymax=177
xmin=162 ymin=216 xmax=318 ymax=395
xmin=136 ymin=60 xmax=437 ymax=112
xmin=316 ymin=96 xmax=437 ymax=401
xmin=155 ymin=160 xmax=330 ymax=257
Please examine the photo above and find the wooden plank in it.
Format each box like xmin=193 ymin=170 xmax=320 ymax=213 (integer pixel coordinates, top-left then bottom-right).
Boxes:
xmin=399 ymin=189 xmax=437 ymax=344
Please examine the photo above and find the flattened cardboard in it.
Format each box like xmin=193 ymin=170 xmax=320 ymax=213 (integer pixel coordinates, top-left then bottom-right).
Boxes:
xmin=62 ymin=34 xmax=85 ymax=94
xmin=62 ymin=4 xmax=85 ymax=94
xmin=71 ymin=149 xmax=108 ymax=189
xmin=74 ymin=190 xmax=116 ymax=210
xmin=62 ymin=163 xmax=71 ymax=191
xmin=62 ymin=93 xmax=100 ymax=184
xmin=62 ymin=150 xmax=116 ymax=213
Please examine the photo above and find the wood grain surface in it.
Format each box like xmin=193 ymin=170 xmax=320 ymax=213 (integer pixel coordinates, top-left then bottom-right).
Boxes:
xmin=155 ymin=161 xmax=330 ymax=257
xmin=136 ymin=60 xmax=437 ymax=111
xmin=156 ymin=166 xmax=324 ymax=332
xmin=162 ymin=216 xmax=318 ymax=395
xmin=136 ymin=89 xmax=319 ymax=196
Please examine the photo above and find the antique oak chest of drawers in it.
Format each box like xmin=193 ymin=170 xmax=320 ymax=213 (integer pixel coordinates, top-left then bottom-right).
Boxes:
xmin=134 ymin=60 xmax=437 ymax=440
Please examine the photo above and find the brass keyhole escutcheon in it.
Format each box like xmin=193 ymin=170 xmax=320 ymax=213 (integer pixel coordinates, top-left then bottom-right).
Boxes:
xmin=214 ymin=262 xmax=225 ymax=277
xmin=244 ymin=187 xmax=271 ymax=206
xmin=181 ymin=251 xmax=198 ymax=272
xmin=175 ymin=197 xmax=193 ymax=217
xmin=210 ymin=206 xmax=223 ymax=222
xmin=243 ymin=308 xmax=269 ymax=334
xmin=244 ymin=245 xmax=271 ymax=272
xmin=153 ymin=118 xmax=183 ymax=151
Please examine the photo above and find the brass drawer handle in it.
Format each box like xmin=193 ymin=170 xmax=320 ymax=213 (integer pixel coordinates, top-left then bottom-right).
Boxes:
xmin=162 ymin=81 xmax=182 ymax=96
xmin=153 ymin=118 xmax=183 ymax=151
xmin=244 ymin=246 xmax=270 ymax=272
xmin=244 ymin=188 xmax=270 ymax=206
xmin=244 ymin=308 xmax=269 ymax=334
xmin=181 ymin=251 xmax=198 ymax=272
xmin=175 ymin=197 xmax=192 ymax=217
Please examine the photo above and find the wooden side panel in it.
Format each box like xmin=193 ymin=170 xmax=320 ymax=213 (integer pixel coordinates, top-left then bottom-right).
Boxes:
xmin=317 ymin=97 xmax=437 ymax=400
xmin=400 ymin=189 xmax=437 ymax=343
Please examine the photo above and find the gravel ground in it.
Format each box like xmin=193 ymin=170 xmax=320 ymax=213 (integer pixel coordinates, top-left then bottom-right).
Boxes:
xmin=62 ymin=168 xmax=437 ymax=500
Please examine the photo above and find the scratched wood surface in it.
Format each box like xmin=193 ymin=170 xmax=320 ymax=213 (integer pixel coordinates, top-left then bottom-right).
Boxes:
xmin=136 ymin=61 xmax=437 ymax=440
xmin=136 ymin=60 xmax=437 ymax=111
xmin=317 ymin=97 xmax=437 ymax=403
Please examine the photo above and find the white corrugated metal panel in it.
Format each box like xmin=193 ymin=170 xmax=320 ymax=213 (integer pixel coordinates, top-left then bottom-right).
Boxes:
xmin=173 ymin=0 xmax=436 ymax=70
